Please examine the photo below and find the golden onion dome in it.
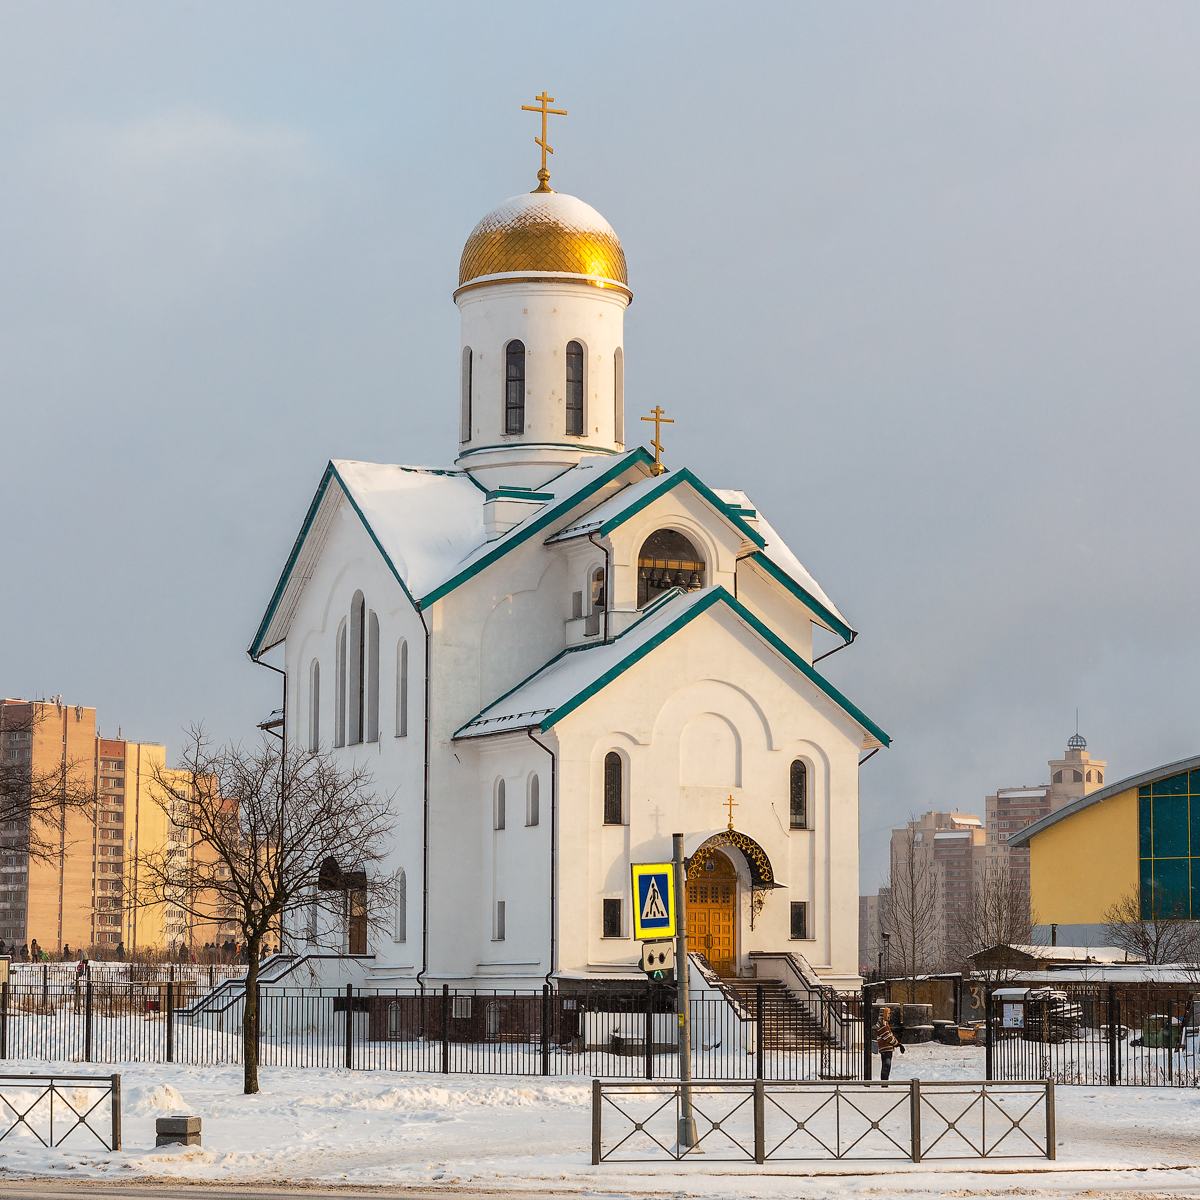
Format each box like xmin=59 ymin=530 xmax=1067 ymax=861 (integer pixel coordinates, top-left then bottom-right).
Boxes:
xmin=458 ymin=192 xmax=628 ymax=290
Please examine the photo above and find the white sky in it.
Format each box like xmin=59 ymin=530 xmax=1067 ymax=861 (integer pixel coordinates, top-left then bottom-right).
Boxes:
xmin=1 ymin=2 xmax=1198 ymax=884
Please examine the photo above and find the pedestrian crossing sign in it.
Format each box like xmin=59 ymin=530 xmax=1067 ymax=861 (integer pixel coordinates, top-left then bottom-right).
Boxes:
xmin=631 ymin=862 xmax=676 ymax=940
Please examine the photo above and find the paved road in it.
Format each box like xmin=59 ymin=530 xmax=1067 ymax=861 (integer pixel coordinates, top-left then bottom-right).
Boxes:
xmin=0 ymin=1188 xmax=566 ymax=1200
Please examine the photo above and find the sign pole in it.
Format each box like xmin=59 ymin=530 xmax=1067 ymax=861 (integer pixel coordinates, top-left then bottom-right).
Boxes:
xmin=673 ymin=833 xmax=696 ymax=1149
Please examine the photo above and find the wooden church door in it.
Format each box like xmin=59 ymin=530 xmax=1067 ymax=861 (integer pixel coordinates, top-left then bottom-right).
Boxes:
xmin=687 ymin=851 xmax=737 ymax=976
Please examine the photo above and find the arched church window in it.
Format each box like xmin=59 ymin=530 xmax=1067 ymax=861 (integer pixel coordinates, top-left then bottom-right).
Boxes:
xmin=614 ymin=347 xmax=624 ymax=444
xmin=790 ymin=759 xmax=808 ymax=829
xmin=1086 ymin=769 xmax=1092 ymax=782
xmin=566 ymin=340 xmax=584 ymax=436
xmin=637 ymin=530 xmax=706 ymax=608
xmin=460 ymin=347 xmax=473 ymax=443
xmin=308 ymin=660 xmax=320 ymax=752
xmin=335 ymin=620 xmax=347 ymax=748
xmin=393 ymin=868 xmax=406 ymax=943
xmin=495 ymin=778 xmax=506 ymax=830
xmin=1072 ymin=770 xmax=1083 ymax=782
xmin=1098 ymin=771 xmax=1103 ymax=783
xmin=505 ymin=340 xmax=525 ymax=434
xmin=604 ymin=753 xmax=623 ymax=825
xmin=396 ymin=638 xmax=408 ymax=737
xmin=366 ymin=610 xmax=380 ymax=743
xmin=527 ymin=773 xmax=540 ymax=827
xmin=349 ymin=592 xmax=366 ymax=745
xmin=1053 ymin=771 xmax=1062 ymax=783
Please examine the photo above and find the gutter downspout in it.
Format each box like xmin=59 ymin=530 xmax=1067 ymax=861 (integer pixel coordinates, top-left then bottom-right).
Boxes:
xmin=527 ymin=728 xmax=557 ymax=988
xmin=587 ymin=533 xmax=612 ymax=644
xmin=414 ymin=604 xmax=432 ymax=997
xmin=814 ymin=630 xmax=857 ymax=665
xmin=733 ymin=550 xmax=754 ymax=600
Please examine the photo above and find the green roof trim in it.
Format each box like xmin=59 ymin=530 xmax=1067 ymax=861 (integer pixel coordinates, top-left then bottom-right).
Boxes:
xmin=249 ymin=463 xmax=337 ymax=659
xmin=248 ymin=461 xmax=423 ymax=659
xmin=418 ymin=448 xmax=655 ymax=608
xmin=748 ymin=551 xmax=855 ymax=643
xmin=530 ymin=586 xmax=889 ymax=746
xmin=596 ymin=468 xmax=767 ymax=549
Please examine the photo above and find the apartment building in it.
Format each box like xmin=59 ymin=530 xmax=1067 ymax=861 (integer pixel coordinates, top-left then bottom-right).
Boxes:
xmin=0 ymin=697 xmax=232 ymax=955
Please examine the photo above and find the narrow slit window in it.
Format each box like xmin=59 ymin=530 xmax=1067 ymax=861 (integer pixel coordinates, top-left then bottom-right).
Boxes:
xmin=505 ymin=340 xmax=525 ymax=434
xmin=527 ymin=774 xmax=540 ymax=827
xmin=790 ymin=760 xmax=808 ymax=829
xmin=495 ymin=779 xmax=506 ymax=830
xmin=460 ymin=347 xmax=473 ymax=443
xmin=366 ymin=610 xmax=379 ymax=743
xmin=602 ymin=898 xmax=623 ymax=938
xmin=790 ymin=901 xmax=809 ymax=940
xmin=308 ymin=659 xmax=320 ymax=752
xmin=396 ymin=638 xmax=408 ymax=737
xmin=614 ymin=346 xmax=624 ymax=444
xmin=603 ymin=752 xmax=623 ymax=825
xmin=393 ymin=869 xmax=406 ymax=943
xmin=566 ymin=340 xmax=584 ymax=436
xmin=349 ymin=591 xmax=365 ymax=745
xmin=495 ymin=900 xmax=506 ymax=941
xmin=335 ymin=620 xmax=347 ymax=748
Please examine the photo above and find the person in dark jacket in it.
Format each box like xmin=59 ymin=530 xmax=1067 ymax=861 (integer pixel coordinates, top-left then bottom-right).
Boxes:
xmin=875 ymin=1006 xmax=906 ymax=1080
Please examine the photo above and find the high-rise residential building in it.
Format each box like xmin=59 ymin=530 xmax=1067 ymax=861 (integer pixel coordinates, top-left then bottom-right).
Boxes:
xmin=0 ymin=697 xmax=229 ymax=955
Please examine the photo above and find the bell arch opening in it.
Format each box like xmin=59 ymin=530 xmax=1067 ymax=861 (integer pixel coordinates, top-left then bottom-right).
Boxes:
xmin=637 ymin=529 xmax=706 ymax=608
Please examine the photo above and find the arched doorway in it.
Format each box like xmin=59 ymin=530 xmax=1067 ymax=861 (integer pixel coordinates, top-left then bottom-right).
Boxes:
xmin=686 ymin=850 xmax=737 ymax=976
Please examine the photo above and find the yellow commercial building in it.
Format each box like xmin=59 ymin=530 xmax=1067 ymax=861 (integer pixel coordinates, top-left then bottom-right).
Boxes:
xmin=1010 ymin=752 xmax=1200 ymax=944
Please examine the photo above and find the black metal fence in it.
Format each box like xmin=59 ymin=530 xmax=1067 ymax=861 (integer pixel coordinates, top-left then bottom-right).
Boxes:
xmin=0 ymin=980 xmax=863 ymax=1082
xmin=987 ymin=983 xmax=1200 ymax=1087
xmin=0 ymin=1072 xmax=121 ymax=1150
xmin=593 ymin=1078 xmax=1055 ymax=1163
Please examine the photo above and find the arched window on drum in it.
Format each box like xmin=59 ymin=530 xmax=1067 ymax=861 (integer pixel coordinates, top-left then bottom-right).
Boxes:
xmin=636 ymin=530 xmax=705 ymax=608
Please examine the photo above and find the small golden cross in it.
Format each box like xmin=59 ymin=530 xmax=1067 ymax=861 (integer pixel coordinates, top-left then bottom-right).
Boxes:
xmin=521 ymin=91 xmax=567 ymax=193
xmin=725 ymin=795 xmax=739 ymax=830
xmin=640 ymin=405 xmax=674 ymax=476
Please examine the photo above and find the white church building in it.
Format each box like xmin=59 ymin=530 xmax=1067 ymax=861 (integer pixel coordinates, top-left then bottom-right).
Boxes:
xmin=249 ymin=155 xmax=888 ymax=996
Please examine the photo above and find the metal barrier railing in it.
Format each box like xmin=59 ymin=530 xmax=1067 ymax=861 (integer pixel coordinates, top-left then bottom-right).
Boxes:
xmin=592 ymin=1078 xmax=1055 ymax=1164
xmin=0 ymin=1072 xmax=121 ymax=1151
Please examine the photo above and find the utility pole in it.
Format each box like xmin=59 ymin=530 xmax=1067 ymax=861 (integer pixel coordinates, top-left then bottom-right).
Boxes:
xmin=673 ymin=833 xmax=696 ymax=1149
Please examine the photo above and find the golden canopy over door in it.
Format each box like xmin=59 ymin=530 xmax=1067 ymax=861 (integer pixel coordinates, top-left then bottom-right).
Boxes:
xmin=687 ymin=851 xmax=737 ymax=976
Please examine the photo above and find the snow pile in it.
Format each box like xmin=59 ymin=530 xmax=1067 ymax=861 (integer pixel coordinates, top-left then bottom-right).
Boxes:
xmin=0 ymin=1042 xmax=1197 ymax=1198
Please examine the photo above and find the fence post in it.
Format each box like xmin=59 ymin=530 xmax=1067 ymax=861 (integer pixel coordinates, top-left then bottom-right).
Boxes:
xmin=1045 ymin=1078 xmax=1055 ymax=1160
xmin=1167 ymin=997 xmax=1174 ymax=1083
xmin=542 ymin=984 xmax=551 ymax=1078
xmin=984 ymin=988 xmax=993 ymax=1082
xmin=441 ymin=985 xmax=450 ymax=1074
xmin=861 ymin=983 xmax=871 ymax=1081
xmin=756 ymin=985 xmax=764 ymax=1080
xmin=344 ymin=984 xmax=353 ymax=1070
xmin=42 ymin=963 xmax=48 ymax=1010
xmin=591 ymin=1078 xmax=602 ymax=1165
xmin=753 ymin=1079 xmax=765 ymax=1164
xmin=110 ymin=1073 xmax=121 ymax=1151
xmin=0 ymin=979 xmax=7 ymax=1060
xmin=166 ymin=979 xmax=174 ymax=1063
xmin=909 ymin=1077 xmax=921 ymax=1163
xmin=644 ymin=985 xmax=653 ymax=1082
xmin=209 ymin=965 xmax=214 ymax=991
xmin=256 ymin=982 xmax=263 ymax=1067
xmin=1107 ymin=984 xmax=1118 ymax=1086
xmin=85 ymin=978 xmax=93 ymax=1062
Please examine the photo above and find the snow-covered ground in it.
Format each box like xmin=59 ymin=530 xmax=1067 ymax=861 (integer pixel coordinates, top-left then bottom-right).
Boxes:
xmin=0 ymin=1041 xmax=1198 ymax=1198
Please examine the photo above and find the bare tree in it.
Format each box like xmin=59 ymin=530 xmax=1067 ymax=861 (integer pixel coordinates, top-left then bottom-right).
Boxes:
xmin=1103 ymin=888 xmax=1200 ymax=966
xmin=948 ymin=864 xmax=1035 ymax=982
xmin=135 ymin=727 xmax=396 ymax=1094
xmin=884 ymin=823 xmax=941 ymax=1001
xmin=0 ymin=702 xmax=96 ymax=862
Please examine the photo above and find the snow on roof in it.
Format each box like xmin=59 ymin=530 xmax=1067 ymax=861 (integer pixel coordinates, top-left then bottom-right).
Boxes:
xmin=716 ymin=491 xmax=852 ymax=638
xmin=975 ymin=944 xmax=1142 ymax=963
xmin=934 ymin=830 xmax=973 ymax=839
xmin=455 ymin=584 xmax=890 ymax=747
xmin=1008 ymin=966 xmax=1197 ymax=983
xmin=997 ymin=788 xmax=1048 ymax=798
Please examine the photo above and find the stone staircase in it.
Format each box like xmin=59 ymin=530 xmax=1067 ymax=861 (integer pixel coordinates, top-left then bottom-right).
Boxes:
xmin=721 ymin=976 xmax=837 ymax=1050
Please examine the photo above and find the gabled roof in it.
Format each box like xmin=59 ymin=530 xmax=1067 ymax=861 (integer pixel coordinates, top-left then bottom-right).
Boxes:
xmin=249 ymin=450 xmax=655 ymax=657
xmin=1009 ymin=752 xmax=1200 ymax=848
xmin=454 ymin=585 xmax=890 ymax=748
xmin=546 ymin=468 xmax=766 ymax=550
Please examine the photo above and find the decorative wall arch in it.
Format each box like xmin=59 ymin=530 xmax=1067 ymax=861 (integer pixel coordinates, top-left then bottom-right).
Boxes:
xmin=687 ymin=830 xmax=779 ymax=889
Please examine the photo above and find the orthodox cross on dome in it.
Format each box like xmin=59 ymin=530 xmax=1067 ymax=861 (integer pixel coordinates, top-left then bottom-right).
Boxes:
xmin=521 ymin=91 xmax=567 ymax=193
xmin=641 ymin=405 xmax=674 ymax=476
xmin=724 ymin=794 xmax=739 ymax=831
